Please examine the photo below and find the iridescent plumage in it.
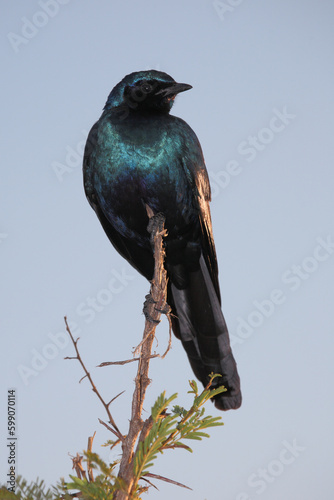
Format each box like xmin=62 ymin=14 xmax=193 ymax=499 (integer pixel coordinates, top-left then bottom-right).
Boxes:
xmin=83 ymin=70 xmax=241 ymax=410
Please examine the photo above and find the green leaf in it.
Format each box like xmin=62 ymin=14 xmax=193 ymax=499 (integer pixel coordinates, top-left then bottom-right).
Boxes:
xmin=187 ymin=380 xmax=198 ymax=396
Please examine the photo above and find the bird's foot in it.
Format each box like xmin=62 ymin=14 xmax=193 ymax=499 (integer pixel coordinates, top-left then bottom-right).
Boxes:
xmin=143 ymin=311 xmax=160 ymax=324
xmin=155 ymin=303 xmax=171 ymax=315
xmin=144 ymin=293 xmax=157 ymax=305
xmin=143 ymin=294 xmax=160 ymax=324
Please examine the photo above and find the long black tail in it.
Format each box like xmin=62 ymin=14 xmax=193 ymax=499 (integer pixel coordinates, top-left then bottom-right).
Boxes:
xmin=169 ymin=255 xmax=241 ymax=410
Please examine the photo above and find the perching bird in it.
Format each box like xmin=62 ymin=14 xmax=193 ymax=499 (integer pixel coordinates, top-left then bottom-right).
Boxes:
xmin=83 ymin=70 xmax=241 ymax=410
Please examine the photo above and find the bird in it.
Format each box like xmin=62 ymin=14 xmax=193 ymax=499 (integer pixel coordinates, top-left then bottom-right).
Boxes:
xmin=83 ymin=70 xmax=241 ymax=410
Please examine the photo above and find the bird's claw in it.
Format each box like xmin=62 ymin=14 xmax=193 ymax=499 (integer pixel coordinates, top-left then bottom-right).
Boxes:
xmin=143 ymin=312 xmax=160 ymax=324
xmin=144 ymin=294 xmax=157 ymax=304
xmin=155 ymin=304 xmax=171 ymax=315
xmin=143 ymin=294 xmax=160 ymax=324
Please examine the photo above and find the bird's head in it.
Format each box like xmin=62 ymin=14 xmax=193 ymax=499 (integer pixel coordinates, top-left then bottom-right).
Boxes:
xmin=104 ymin=70 xmax=192 ymax=115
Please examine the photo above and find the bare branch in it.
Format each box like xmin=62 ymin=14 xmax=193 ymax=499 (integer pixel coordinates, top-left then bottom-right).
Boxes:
xmin=65 ymin=213 xmax=170 ymax=499
xmin=87 ymin=433 xmax=96 ymax=482
xmin=64 ymin=317 xmax=123 ymax=441
xmin=107 ymin=390 xmax=126 ymax=406
xmin=71 ymin=453 xmax=87 ymax=480
xmin=160 ymin=313 xmax=173 ymax=359
xmin=139 ymin=476 xmax=159 ymax=491
xmin=98 ymin=354 xmax=158 ymax=367
xmin=98 ymin=418 xmax=124 ymax=441
xmin=144 ymin=472 xmax=192 ymax=491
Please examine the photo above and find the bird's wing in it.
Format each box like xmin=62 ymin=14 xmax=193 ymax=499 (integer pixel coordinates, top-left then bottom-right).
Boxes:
xmin=180 ymin=126 xmax=221 ymax=303
xmin=83 ymin=122 xmax=154 ymax=280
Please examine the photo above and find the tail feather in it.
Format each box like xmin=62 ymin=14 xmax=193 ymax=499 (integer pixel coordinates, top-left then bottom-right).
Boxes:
xmin=170 ymin=255 xmax=241 ymax=410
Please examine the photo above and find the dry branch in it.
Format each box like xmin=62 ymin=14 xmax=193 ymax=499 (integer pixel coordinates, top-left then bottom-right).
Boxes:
xmin=64 ymin=317 xmax=123 ymax=441
xmin=64 ymin=213 xmax=169 ymax=499
xmin=114 ymin=213 xmax=169 ymax=500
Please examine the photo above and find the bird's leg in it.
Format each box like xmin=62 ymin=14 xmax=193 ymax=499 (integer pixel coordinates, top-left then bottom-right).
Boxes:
xmin=145 ymin=206 xmax=166 ymax=247
xmin=143 ymin=288 xmax=170 ymax=322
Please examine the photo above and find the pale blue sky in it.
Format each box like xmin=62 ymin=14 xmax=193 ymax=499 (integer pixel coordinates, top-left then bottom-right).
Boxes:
xmin=1 ymin=1 xmax=334 ymax=498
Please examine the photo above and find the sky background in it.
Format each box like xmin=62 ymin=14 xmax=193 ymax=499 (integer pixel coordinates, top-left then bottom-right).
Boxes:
xmin=1 ymin=1 xmax=334 ymax=499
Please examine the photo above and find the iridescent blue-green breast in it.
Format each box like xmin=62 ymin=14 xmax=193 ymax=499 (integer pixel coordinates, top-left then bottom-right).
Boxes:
xmin=84 ymin=110 xmax=202 ymax=247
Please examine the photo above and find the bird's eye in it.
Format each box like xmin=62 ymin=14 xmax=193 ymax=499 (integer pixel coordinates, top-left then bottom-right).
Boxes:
xmin=141 ymin=82 xmax=152 ymax=94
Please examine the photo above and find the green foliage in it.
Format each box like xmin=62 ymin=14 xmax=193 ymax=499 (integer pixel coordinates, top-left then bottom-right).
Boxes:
xmin=133 ymin=376 xmax=225 ymax=483
xmin=65 ymin=452 xmax=125 ymax=499
xmin=0 ymin=477 xmax=63 ymax=500
xmin=0 ymin=376 xmax=225 ymax=499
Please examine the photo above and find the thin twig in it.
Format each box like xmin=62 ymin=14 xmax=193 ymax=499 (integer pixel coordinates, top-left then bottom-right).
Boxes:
xmin=144 ymin=472 xmax=192 ymax=490
xmin=139 ymin=476 xmax=159 ymax=491
xmin=87 ymin=432 xmax=96 ymax=482
xmin=71 ymin=453 xmax=87 ymax=480
xmin=64 ymin=317 xmax=123 ymax=441
xmin=98 ymin=358 xmax=140 ymax=367
xmin=98 ymin=418 xmax=124 ymax=440
xmin=160 ymin=312 xmax=173 ymax=359
xmin=107 ymin=391 xmax=126 ymax=406
xmin=98 ymin=355 xmax=158 ymax=367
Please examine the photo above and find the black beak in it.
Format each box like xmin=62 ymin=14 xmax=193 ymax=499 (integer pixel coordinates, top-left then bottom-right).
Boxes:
xmin=156 ymin=82 xmax=192 ymax=98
